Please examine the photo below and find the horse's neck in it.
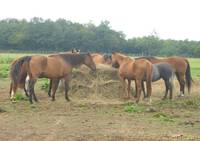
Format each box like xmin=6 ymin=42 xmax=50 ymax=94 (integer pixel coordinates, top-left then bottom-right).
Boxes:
xmin=117 ymin=55 xmax=129 ymax=65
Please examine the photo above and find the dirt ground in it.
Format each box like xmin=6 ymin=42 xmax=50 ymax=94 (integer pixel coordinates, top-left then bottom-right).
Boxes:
xmin=0 ymin=67 xmax=200 ymax=141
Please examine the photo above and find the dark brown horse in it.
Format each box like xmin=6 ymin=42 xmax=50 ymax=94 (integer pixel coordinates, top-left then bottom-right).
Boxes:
xmin=10 ymin=53 xmax=96 ymax=103
xmin=136 ymin=56 xmax=192 ymax=96
xmin=112 ymin=53 xmax=153 ymax=103
xmin=91 ymin=53 xmax=112 ymax=65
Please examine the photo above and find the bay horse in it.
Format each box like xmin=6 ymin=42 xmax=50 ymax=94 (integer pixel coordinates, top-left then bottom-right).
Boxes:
xmin=112 ymin=53 xmax=153 ymax=103
xmin=10 ymin=53 xmax=96 ymax=103
xmin=47 ymin=48 xmax=81 ymax=97
xmin=91 ymin=53 xmax=112 ymax=65
xmin=140 ymin=63 xmax=175 ymax=99
xmin=137 ymin=56 xmax=192 ymax=97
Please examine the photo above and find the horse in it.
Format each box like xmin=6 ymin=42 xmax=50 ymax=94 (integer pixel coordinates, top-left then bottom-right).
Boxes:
xmin=137 ymin=56 xmax=193 ymax=97
xmin=47 ymin=48 xmax=81 ymax=97
xmin=112 ymin=53 xmax=153 ymax=103
xmin=140 ymin=63 xmax=175 ymax=99
xmin=91 ymin=53 xmax=112 ymax=65
xmin=10 ymin=53 xmax=96 ymax=104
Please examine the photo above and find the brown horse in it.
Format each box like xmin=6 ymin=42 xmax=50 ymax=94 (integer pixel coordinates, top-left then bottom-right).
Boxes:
xmin=112 ymin=53 xmax=153 ymax=103
xmin=91 ymin=53 xmax=112 ymax=65
xmin=10 ymin=53 xmax=96 ymax=103
xmin=136 ymin=56 xmax=192 ymax=96
xmin=47 ymin=48 xmax=81 ymax=97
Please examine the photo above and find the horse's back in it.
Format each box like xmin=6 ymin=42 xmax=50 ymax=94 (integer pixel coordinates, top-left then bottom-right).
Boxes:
xmin=155 ymin=63 xmax=174 ymax=79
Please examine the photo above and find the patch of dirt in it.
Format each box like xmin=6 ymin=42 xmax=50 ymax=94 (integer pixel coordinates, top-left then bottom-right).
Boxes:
xmin=0 ymin=65 xmax=200 ymax=141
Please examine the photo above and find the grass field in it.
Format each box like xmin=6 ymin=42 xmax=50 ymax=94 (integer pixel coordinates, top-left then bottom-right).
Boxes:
xmin=0 ymin=53 xmax=200 ymax=141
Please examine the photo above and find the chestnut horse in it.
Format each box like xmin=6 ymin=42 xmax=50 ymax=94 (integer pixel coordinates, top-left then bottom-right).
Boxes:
xmin=112 ymin=53 xmax=153 ymax=103
xmin=137 ymin=56 xmax=192 ymax=96
xmin=10 ymin=53 xmax=96 ymax=103
xmin=91 ymin=53 xmax=112 ymax=65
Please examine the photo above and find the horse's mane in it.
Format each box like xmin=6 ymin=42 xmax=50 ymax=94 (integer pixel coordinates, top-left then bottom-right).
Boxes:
xmin=52 ymin=53 xmax=89 ymax=66
xmin=135 ymin=56 xmax=158 ymax=61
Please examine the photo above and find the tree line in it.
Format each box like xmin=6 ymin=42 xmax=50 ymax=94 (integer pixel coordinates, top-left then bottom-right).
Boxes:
xmin=0 ymin=17 xmax=200 ymax=57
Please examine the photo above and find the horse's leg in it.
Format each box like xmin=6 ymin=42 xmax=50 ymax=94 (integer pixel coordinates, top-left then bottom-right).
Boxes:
xmin=32 ymin=80 xmax=38 ymax=102
xmin=48 ymin=79 xmax=52 ymax=97
xmin=9 ymin=82 xmax=12 ymax=98
xmin=135 ymin=79 xmax=142 ymax=103
xmin=134 ymin=81 xmax=137 ymax=98
xmin=28 ymin=79 xmax=33 ymax=104
xmin=10 ymin=82 xmax=17 ymax=101
xmin=120 ymin=76 xmax=128 ymax=99
xmin=127 ymin=79 xmax=132 ymax=99
xmin=146 ymin=79 xmax=152 ymax=104
xmin=141 ymin=81 xmax=147 ymax=99
xmin=176 ymin=73 xmax=185 ymax=97
xmin=163 ymin=79 xmax=169 ymax=100
xmin=51 ymin=79 xmax=60 ymax=101
xmin=24 ymin=75 xmax=30 ymax=97
xmin=179 ymin=74 xmax=185 ymax=96
xmin=64 ymin=76 xmax=71 ymax=101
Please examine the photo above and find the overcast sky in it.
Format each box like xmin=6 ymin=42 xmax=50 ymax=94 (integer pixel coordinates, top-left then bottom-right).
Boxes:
xmin=0 ymin=0 xmax=200 ymax=41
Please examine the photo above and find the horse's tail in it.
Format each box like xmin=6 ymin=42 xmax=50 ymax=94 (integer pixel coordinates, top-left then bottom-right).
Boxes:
xmin=185 ymin=59 xmax=193 ymax=94
xmin=10 ymin=56 xmax=32 ymax=89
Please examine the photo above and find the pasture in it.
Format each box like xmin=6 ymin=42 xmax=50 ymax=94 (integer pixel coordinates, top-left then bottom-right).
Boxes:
xmin=0 ymin=53 xmax=200 ymax=141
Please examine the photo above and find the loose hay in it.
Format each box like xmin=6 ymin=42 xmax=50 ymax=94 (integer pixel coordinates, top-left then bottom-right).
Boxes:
xmin=59 ymin=64 xmax=128 ymax=100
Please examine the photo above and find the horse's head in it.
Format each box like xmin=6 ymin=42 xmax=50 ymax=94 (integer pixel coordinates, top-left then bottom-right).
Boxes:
xmin=84 ymin=53 xmax=96 ymax=71
xmin=111 ymin=53 xmax=120 ymax=68
xmin=103 ymin=54 xmax=112 ymax=65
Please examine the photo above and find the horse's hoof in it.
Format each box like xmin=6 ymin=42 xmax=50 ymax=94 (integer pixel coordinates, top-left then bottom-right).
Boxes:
xmin=66 ymin=98 xmax=71 ymax=102
xmin=162 ymin=97 xmax=167 ymax=100
xmin=51 ymin=98 xmax=55 ymax=101
xmin=178 ymin=94 xmax=184 ymax=97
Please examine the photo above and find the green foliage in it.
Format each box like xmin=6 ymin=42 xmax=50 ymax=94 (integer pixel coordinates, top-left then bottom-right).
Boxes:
xmin=124 ymin=103 xmax=145 ymax=113
xmin=40 ymin=78 xmax=50 ymax=91
xmin=0 ymin=55 xmax=15 ymax=64
xmin=153 ymin=112 xmax=174 ymax=122
xmin=0 ymin=64 xmax=9 ymax=78
xmin=13 ymin=92 xmax=27 ymax=102
xmin=0 ymin=18 xmax=200 ymax=57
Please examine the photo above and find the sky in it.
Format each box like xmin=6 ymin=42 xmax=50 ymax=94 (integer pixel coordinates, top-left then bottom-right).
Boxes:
xmin=0 ymin=0 xmax=200 ymax=41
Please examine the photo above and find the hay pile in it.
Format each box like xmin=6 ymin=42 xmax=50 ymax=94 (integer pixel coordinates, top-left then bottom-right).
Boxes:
xmin=60 ymin=64 xmax=124 ymax=100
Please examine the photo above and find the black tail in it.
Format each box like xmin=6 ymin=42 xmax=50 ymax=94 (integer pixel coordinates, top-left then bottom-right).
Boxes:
xmin=10 ymin=56 xmax=32 ymax=85
xmin=185 ymin=59 xmax=193 ymax=94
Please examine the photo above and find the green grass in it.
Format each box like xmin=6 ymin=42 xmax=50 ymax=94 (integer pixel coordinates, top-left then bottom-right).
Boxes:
xmin=0 ymin=64 xmax=10 ymax=78
xmin=124 ymin=103 xmax=145 ymax=113
xmin=188 ymin=58 xmax=200 ymax=78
